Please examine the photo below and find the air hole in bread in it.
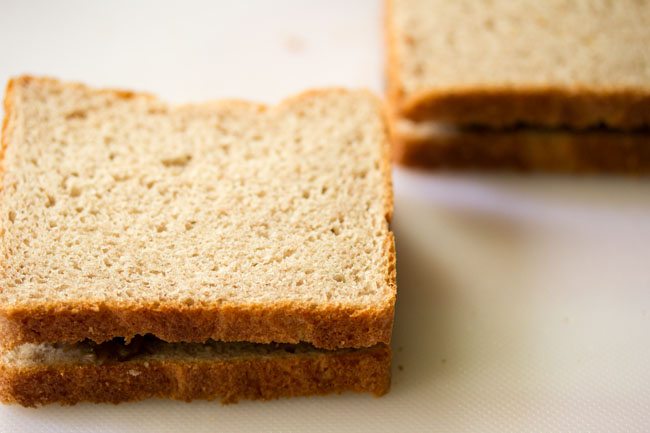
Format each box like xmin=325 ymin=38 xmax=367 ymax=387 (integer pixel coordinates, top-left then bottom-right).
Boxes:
xmin=45 ymin=194 xmax=56 ymax=208
xmin=69 ymin=186 xmax=81 ymax=198
xmin=161 ymin=154 xmax=192 ymax=168
xmin=65 ymin=110 xmax=87 ymax=120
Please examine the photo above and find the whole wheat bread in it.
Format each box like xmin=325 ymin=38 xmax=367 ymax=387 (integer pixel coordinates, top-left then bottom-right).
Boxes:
xmin=0 ymin=77 xmax=396 ymax=350
xmin=0 ymin=337 xmax=391 ymax=406
xmin=386 ymin=0 xmax=650 ymax=128
xmin=393 ymin=120 xmax=650 ymax=173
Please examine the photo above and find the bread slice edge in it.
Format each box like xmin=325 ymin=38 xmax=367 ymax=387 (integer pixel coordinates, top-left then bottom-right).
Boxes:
xmin=0 ymin=341 xmax=391 ymax=407
xmin=395 ymin=86 xmax=650 ymax=129
xmin=392 ymin=119 xmax=650 ymax=173
xmin=0 ymin=300 xmax=396 ymax=350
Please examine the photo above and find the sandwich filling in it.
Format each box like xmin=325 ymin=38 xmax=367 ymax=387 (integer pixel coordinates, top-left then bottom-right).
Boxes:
xmin=1 ymin=334 xmax=386 ymax=366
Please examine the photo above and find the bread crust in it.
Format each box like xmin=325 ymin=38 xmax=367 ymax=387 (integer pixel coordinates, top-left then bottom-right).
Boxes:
xmin=0 ymin=301 xmax=395 ymax=350
xmin=396 ymin=87 xmax=650 ymax=130
xmin=374 ymin=86 xmax=398 ymax=326
xmin=0 ymin=344 xmax=391 ymax=407
xmin=0 ymin=76 xmax=396 ymax=350
xmin=392 ymin=125 xmax=650 ymax=173
xmin=384 ymin=1 xmax=650 ymax=130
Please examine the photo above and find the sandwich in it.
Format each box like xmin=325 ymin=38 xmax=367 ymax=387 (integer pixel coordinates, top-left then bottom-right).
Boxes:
xmin=386 ymin=0 xmax=650 ymax=172
xmin=0 ymin=76 xmax=396 ymax=406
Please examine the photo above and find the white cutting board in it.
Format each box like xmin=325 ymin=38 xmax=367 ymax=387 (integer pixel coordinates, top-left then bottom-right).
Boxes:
xmin=1 ymin=1 xmax=650 ymax=432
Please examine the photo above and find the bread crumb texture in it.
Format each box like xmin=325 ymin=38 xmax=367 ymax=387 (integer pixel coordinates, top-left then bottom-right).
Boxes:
xmin=0 ymin=77 xmax=395 ymax=349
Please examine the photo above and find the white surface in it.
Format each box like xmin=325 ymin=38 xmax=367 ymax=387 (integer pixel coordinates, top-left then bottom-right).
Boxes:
xmin=1 ymin=1 xmax=650 ymax=432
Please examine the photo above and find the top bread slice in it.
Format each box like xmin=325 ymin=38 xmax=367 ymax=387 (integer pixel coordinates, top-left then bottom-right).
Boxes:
xmin=386 ymin=0 xmax=650 ymax=129
xmin=0 ymin=76 xmax=396 ymax=350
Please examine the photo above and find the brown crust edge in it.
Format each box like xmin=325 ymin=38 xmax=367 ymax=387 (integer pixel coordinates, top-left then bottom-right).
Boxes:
xmin=392 ymin=126 xmax=650 ymax=174
xmin=0 ymin=76 xmax=396 ymax=350
xmin=372 ymin=89 xmax=398 ymax=347
xmin=0 ymin=344 xmax=391 ymax=407
xmin=0 ymin=301 xmax=395 ymax=350
xmin=399 ymin=87 xmax=650 ymax=130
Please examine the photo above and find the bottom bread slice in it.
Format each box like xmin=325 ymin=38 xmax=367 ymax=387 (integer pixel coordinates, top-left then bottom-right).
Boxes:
xmin=393 ymin=121 xmax=650 ymax=173
xmin=0 ymin=337 xmax=391 ymax=407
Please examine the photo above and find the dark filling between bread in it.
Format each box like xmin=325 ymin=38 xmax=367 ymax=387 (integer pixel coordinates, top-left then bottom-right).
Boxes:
xmin=85 ymin=335 xmax=159 ymax=362
xmin=64 ymin=334 xmax=324 ymax=363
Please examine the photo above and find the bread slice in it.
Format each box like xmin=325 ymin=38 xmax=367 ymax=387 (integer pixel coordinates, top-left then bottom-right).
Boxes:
xmin=0 ymin=76 xmax=396 ymax=350
xmin=386 ymin=0 xmax=650 ymax=129
xmin=0 ymin=336 xmax=391 ymax=407
xmin=393 ymin=120 xmax=650 ymax=173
